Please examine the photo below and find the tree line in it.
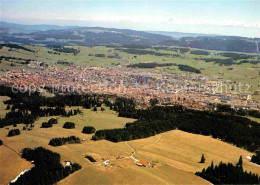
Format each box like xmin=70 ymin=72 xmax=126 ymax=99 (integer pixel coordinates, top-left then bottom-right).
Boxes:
xmin=127 ymin=62 xmax=201 ymax=73
xmin=48 ymin=46 xmax=80 ymax=55
xmin=195 ymin=160 xmax=259 ymax=184
xmin=93 ymin=105 xmax=260 ymax=152
xmin=49 ymin=136 xmax=81 ymax=146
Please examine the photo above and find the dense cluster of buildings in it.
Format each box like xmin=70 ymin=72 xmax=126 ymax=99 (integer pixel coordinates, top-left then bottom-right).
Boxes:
xmin=0 ymin=62 xmax=259 ymax=110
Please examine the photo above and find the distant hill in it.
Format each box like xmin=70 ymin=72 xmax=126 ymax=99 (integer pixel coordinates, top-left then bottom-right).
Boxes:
xmin=160 ymin=36 xmax=259 ymax=53
xmin=0 ymin=23 xmax=172 ymax=46
xmin=148 ymin=31 xmax=219 ymax=38
xmin=0 ymin=21 xmax=78 ymax=33
xmin=0 ymin=21 xmax=259 ymax=53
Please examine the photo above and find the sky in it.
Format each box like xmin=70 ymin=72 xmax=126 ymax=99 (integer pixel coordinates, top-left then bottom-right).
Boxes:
xmin=0 ymin=0 xmax=260 ymax=37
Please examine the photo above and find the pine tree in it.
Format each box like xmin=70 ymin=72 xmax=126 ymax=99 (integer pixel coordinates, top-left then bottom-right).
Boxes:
xmin=6 ymin=105 xmax=10 ymax=110
xmin=237 ymin=155 xmax=243 ymax=166
xmin=199 ymin=154 xmax=205 ymax=163
xmin=210 ymin=161 xmax=214 ymax=170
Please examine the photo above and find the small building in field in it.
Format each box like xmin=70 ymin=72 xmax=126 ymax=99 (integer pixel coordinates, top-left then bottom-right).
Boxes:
xmin=65 ymin=161 xmax=71 ymax=167
xmin=99 ymin=160 xmax=110 ymax=166
xmin=136 ymin=160 xmax=150 ymax=167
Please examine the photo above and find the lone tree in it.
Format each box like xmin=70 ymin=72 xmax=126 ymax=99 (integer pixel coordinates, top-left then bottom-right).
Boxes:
xmin=82 ymin=126 xmax=96 ymax=134
xmin=199 ymin=154 xmax=206 ymax=163
xmin=237 ymin=155 xmax=243 ymax=166
xmin=6 ymin=105 xmax=10 ymax=110
xmin=63 ymin=122 xmax=75 ymax=129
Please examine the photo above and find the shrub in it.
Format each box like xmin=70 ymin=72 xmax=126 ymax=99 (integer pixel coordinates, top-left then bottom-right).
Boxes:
xmin=63 ymin=122 xmax=75 ymax=129
xmin=7 ymin=129 xmax=20 ymax=137
xmin=48 ymin=118 xmax=58 ymax=124
xmin=82 ymin=126 xmax=96 ymax=134
xmin=41 ymin=122 xmax=53 ymax=128
xmin=85 ymin=155 xmax=96 ymax=162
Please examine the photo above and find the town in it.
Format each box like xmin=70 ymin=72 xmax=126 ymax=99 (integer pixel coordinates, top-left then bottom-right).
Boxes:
xmin=1 ymin=60 xmax=259 ymax=110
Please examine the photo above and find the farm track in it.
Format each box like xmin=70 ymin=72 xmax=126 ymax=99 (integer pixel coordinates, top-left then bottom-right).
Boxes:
xmin=125 ymin=134 xmax=162 ymax=162
xmin=3 ymin=143 xmax=20 ymax=156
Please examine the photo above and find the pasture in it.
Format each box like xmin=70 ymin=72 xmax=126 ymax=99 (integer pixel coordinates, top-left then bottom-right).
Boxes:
xmin=1 ymin=110 xmax=259 ymax=184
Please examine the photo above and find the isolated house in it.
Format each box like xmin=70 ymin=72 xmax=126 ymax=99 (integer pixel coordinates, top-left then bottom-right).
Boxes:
xmin=136 ymin=160 xmax=150 ymax=167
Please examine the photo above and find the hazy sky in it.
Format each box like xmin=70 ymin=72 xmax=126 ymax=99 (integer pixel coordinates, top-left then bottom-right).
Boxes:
xmin=1 ymin=0 xmax=259 ymax=37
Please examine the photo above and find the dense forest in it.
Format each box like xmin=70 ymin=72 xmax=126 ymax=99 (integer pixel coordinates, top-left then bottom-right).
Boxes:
xmin=10 ymin=147 xmax=81 ymax=185
xmin=195 ymin=160 xmax=260 ymax=184
xmin=49 ymin=136 xmax=81 ymax=146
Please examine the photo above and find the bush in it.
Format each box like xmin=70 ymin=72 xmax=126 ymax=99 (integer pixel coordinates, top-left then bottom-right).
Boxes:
xmin=7 ymin=129 xmax=20 ymax=137
xmin=63 ymin=122 xmax=75 ymax=129
xmin=82 ymin=126 xmax=96 ymax=134
xmin=48 ymin=118 xmax=58 ymax=124
xmin=85 ymin=155 xmax=96 ymax=162
xmin=0 ymin=140 xmax=3 ymax=146
xmin=41 ymin=122 xmax=53 ymax=128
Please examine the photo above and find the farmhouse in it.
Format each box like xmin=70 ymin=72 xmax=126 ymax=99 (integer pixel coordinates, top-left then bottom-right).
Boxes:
xmin=136 ymin=160 xmax=150 ymax=167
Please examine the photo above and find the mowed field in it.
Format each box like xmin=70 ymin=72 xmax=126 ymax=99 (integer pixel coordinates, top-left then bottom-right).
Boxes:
xmin=0 ymin=101 xmax=259 ymax=184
